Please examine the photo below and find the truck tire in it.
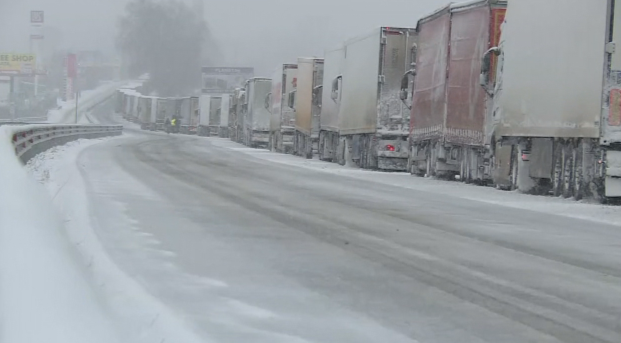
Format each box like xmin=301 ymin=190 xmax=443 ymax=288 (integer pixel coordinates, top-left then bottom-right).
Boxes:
xmin=510 ymin=146 xmax=519 ymax=191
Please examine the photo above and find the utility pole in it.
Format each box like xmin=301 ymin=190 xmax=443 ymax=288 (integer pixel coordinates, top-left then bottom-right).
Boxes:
xmin=75 ymin=88 xmax=79 ymax=123
xmin=9 ymin=76 xmax=15 ymax=121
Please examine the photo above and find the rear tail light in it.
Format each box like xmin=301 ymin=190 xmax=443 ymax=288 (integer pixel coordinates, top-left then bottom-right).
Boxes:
xmin=386 ymin=144 xmax=395 ymax=152
xmin=521 ymin=150 xmax=530 ymax=161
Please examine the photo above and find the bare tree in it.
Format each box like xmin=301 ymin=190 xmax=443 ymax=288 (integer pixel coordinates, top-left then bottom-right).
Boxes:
xmin=117 ymin=0 xmax=208 ymax=96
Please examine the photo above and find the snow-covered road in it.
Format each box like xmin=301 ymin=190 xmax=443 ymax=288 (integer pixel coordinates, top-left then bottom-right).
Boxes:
xmin=29 ymin=101 xmax=621 ymax=343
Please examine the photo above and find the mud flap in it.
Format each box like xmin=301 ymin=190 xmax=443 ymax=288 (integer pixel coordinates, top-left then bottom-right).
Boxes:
xmin=493 ymin=143 xmax=512 ymax=189
xmin=605 ymin=176 xmax=621 ymax=197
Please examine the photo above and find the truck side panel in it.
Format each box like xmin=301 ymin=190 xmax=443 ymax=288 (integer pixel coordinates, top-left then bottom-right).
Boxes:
xmin=270 ymin=68 xmax=283 ymax=132
xmin=180 ymin=98 xmax=192 ymax=124
xmin=249 ymin=79 xmax=272 ymax=131
xmin=156 ymin=99 xmax=168 ymax=121
xmin=339 ymin=28 xmax=381 ymax=135
xmin=603 ymin=0 xmax=621 ymax=143
xmin=190 ymin=97 xmax=199 ymax=127
xmin=209 ymin=97 xmax=222 ymax=126
xmin=199 ymin=95 xmax=210 ymax=126
xmin=410 ymin=9 xmax=451 ymax=142
xmin=320 ymin=47 xmax=345 ymax=132
xmin=139 ymin=97 xmax=150 ymax=123
xmin=445 ymin=5 xmax=490 ymax=146
xmin=312 ymin=60 xmax=324 ymax=136
xmin=220 ymin=95 xmax=230 ymax=127
xmin=296 ymin=58 xmax=315 ymax=136
xmin=495 ymin=0 xmax=607 ymax=138
xmin=150 ymin=98 xmax=157 ymax=124
xmin=282 ymin=67 xmax=297 ymax=128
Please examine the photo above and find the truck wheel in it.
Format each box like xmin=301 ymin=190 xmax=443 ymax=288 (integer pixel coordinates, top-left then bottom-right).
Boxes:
xmin=510 ymin=147 xmax=519 ymax=191
xmin=463 ymin=149 xmax=473 ymax=184
xmin=337 ymin=138 xmax=346 ymax=166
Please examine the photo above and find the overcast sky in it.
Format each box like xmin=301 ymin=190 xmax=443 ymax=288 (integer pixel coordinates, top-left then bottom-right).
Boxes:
xmin=0 ymin=0 xmax=449 ymax=75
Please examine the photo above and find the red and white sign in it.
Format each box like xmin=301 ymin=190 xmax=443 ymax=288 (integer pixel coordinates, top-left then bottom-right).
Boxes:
xmin=67 ymin=53 xmax=77 ymax=79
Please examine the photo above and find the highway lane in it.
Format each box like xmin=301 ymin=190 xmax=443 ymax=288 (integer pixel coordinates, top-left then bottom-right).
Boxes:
xmin=77 ymin=109 xmax=621 ymax=342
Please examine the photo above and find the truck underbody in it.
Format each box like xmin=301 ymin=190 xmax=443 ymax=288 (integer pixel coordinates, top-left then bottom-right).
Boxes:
xmin=408 ymin=139 xmax=491 ymax=183
xmin=270 ymin=127 xmax=294 ymax=154
xmin=293 ymin=130 xmax=317 ymax=159
xmin=491 ymin=137 xmax=621 ymax=201
xmin=319 ymin=129 xmax=409 ymax=171
xmin=245 ymin=129 xmax=270 ymax=148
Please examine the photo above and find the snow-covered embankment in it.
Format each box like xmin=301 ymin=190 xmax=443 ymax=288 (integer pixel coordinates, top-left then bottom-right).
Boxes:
xmin=0 ymin=126 xmax=121 ymax=343
xmin=0 ymin=119 xmax=207 ymax=342
xmin=47 ymin=81 xmax=141 ymax=124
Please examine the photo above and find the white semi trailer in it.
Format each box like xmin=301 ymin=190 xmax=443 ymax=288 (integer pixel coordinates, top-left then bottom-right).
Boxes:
xmin=319 ymin=27 xmax=417 ymax=170
xmin=269 ymin=64 xmax=298 ymax=154
xmin=243 ymin=78 xmax=272 ymax=148
xmin=293 ymin=57 xmax=324 ymax=158
xmin=484 ymin=0 xmax=621 ymax=201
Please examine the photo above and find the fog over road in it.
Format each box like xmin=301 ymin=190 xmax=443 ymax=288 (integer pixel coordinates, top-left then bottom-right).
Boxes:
xmin=73 ymin=104 xmax=621 ymax=343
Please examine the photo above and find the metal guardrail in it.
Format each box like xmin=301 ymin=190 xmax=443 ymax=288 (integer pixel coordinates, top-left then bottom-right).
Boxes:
xmin=9 ymin=125 xmax=123 ymax=160
xmin=0 ymin=116 xmax=48 ymax=123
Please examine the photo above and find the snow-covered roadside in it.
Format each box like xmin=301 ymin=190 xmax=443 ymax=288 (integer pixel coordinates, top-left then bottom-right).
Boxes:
xmin=24 ymin=138 xmax=207 ymax=343
xmin=207 ymin=138 xmax=621 ymax=227
xmin=0 ymin=129 xmax=121 ymax=343
xmin=47 ymin=81 xmax=140 ymax=124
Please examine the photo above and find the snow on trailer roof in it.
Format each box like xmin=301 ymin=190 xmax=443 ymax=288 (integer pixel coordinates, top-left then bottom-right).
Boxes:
xmin=417 ymin=3 xmax=452 ymax=26
xmin=248 ymin=77 xmax=272 ymax=82
xmin=343 ymin=26 xmax=416 ymax=46
xmin=450 ymin=0 xmax=487 ymax=10
xmin=297 ymin=57 xmax=324 ymax=62
xmin=450 ymin=0 xmax=506 ymax=12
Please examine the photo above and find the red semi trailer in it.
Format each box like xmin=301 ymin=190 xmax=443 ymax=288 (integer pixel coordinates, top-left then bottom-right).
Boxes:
xmin=404 ymin=0 xmax=506 ymax=183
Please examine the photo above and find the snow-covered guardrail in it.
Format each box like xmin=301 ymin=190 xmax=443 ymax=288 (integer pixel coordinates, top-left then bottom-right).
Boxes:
xmin=7 ymin=124 xmax=123 ymax=163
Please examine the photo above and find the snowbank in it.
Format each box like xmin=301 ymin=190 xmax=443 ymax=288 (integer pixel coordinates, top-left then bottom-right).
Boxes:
xmin=47 ymin=81 xmax=141 ymax=124
xmin=24 ymin=139 xmax=207 ymax=343
xmin=208 ymin=138 xmax=621 ymax=227
xmin=0 ymin=127 xmax=121 ymax=343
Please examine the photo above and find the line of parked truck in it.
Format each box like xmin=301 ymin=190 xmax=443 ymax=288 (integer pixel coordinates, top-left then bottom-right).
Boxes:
xmin=116 ymin=0 xmax=621 ymax=202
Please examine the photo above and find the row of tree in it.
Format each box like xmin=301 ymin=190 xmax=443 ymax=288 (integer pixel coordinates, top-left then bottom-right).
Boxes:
xmin=116 ymin=0 xmax=216 ymax=97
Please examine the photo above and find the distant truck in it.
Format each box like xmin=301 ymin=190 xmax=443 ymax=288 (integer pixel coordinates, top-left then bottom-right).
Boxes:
xmin=318 ymin=46 xmax=345 ymax=162
xmin=319 ymin=27 xmax=417 ymax=171
xmin=138 ymin=96 xmax=157 ymax=130
xmin=482 ymin=0 xmax=621 ymax=200
xmin=243 ymin=78 xmax=272 ymax=148
xmin=405 ymin=1 xmax=506 ymax=182
xmin=230 ymin=88 xmax=245 ymax=143
xmin=293 ymin=57 xmax=324 ymax=158
xmin=219 ymin=94 xmax=231 ymax=137
xmin=198 ymin=95 xmax=220 ymax=136
xmin=197 ymin=94 xmax=230 ymax=137
xmin=176 ymin=97 xmax=199 ymax=134
xmin=269 ymin=64 xmax=298 ymax=154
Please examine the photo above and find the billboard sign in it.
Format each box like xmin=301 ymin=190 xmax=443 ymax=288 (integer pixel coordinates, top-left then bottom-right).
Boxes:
xmin=201 ymin=67 xmax=254 ymax=94
xmin=31 ymin=11 xmax=44 ymax=24
xmin=0 ymin=53 xmax=36 ymax=75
